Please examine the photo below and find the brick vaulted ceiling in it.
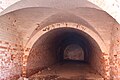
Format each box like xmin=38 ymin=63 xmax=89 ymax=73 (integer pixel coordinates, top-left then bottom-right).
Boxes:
xmin=0 ymin=0 xmax=118 ymax=46
xmin=0 ymin=0 xmax=119 ymax=53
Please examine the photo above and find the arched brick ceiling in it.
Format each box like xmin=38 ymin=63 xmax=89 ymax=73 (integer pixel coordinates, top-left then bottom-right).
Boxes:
xmin=0 ymin=0 xmax=120 ymax=24
xmin=0 ymin=0 xmax=118 ymax=51
xmin=7 ymin=7 xmax=116 ymax=44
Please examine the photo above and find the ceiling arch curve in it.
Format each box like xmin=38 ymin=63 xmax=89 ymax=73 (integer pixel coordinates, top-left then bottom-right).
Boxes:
xmin=29 ymin=11 xmax=102 ymax=39
xmin=0 ymin=0 xmax=120 ymax=24
xmin=4 ymin=7 xmax=115 ymax=49
xmin=25 ymin=22 xmax=108 ymax=54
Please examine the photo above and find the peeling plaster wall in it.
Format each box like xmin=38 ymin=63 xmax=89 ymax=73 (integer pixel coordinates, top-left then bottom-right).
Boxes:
xmin=0 ymin=14 xmax=23 ymax=80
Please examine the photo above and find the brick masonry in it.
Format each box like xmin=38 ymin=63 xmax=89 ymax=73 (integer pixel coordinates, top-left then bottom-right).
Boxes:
xmin=0 ymin=3 xmax=119 ymax=80
xmin=0 ymin=14 xmax=23 ymax=80
xmin=0 ymin=41 xmax=23 ymax=80
xmin=23 ymin=23 xmax=110 ymax=80
xmin=110 ymin=24 xmax=120 ymax=80
xmin=0 ymin=14 xmax=119 ymax=80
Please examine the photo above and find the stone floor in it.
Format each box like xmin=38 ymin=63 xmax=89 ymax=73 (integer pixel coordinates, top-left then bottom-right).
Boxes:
xmin=29 ymin=61 xmax=104 ymax=80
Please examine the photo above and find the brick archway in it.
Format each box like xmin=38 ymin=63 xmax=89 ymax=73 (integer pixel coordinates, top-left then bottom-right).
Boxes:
xmin=22 ymin=22 xmax=109 ymax=79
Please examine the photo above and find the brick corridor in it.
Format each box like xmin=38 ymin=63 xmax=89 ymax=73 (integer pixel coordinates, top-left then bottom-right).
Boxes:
xmin=0 ymin=0 xmax=120 ymax=79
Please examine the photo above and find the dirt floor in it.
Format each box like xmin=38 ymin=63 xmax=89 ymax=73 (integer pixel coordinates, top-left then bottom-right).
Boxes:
xmin=29 ymin=61 xmax=104 ymax=80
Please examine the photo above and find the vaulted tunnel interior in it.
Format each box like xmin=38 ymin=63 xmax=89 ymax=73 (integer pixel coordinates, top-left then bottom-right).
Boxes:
xmin=0 ymin=0 xmax=120 ymax=79
xmin=27 ymin=27 xmax=104 ymax=79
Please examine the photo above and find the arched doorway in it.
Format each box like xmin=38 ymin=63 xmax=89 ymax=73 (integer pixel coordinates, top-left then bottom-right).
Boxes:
xmin=63 ymin=44 xmax=84 ymax=61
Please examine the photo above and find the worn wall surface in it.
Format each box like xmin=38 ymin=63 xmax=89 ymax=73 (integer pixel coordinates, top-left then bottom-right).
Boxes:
xmin=110 ymin=24 xmax=120 ymax=80
xmin=0 ymin=14 xmax=23 ymax=80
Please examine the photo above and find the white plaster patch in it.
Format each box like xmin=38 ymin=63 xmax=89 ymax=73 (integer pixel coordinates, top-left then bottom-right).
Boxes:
xmin=88 ymin=0 xmax=120 ymax=24
xmin=0 ymin=0 xmax=20 ymax=12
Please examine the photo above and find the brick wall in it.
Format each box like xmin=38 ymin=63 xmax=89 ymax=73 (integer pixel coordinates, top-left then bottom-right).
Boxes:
xmin=26 ymin=28 xmax=60 ymax=77
xmin=89 ymin=43 xmax=109 ymax=79
xmin=0 ymin=14 xmax=23 ymax=80
xmin=110 ymin=24 xmax=120 ymax=80
xmin=0 ymin=6 xmax=119 ymax=80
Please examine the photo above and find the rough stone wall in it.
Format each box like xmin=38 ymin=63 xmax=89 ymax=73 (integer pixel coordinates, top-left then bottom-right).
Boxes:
xmin=0 ymin=14 xmax=23 ymax=80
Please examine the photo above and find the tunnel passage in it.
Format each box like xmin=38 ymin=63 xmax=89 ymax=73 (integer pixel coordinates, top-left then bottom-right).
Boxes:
xmin=26 ymin=27 xmax=104 ymax=78
xmin=64 ymin=44 xmax=84 ymax=61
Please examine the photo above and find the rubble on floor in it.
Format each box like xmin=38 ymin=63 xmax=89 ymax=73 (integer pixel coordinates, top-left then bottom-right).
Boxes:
xmin=29 ymin=61 xmax=104 ymax=80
